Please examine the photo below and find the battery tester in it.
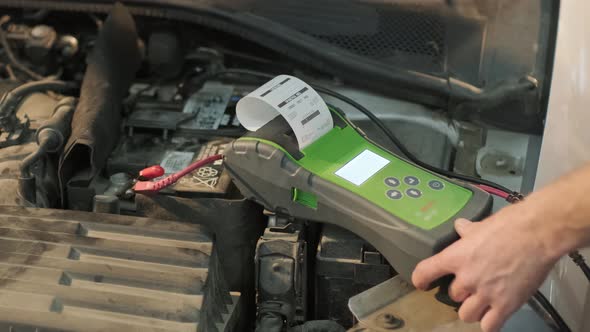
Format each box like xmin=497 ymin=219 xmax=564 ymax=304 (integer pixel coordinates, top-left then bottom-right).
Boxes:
xmin=223 ymin=107 xmax=492 ymax=282
xmin=135 ymin=76 xmax=493 ymax=283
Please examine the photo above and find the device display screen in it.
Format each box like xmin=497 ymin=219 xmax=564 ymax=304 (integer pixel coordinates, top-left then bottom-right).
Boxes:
xmin=335 ymin=150 xmax=390 ymax=186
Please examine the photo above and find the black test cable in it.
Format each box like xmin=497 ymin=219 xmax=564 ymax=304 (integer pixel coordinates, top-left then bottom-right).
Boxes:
xmin=196 ymin=68 xmax=577 ymax=330
xmin=200 ymin=68 xmax=516 ymax=193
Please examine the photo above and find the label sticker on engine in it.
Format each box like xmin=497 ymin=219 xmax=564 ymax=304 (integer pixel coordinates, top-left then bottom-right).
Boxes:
xmin=180 ymin=83 xmax=234 ymax=130
xmin=160 ymin=151 xmax=195 ymax=174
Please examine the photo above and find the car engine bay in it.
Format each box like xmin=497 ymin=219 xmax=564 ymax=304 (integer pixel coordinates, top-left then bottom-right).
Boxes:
xmin=0 ymin=1 xmax=559 ymax=331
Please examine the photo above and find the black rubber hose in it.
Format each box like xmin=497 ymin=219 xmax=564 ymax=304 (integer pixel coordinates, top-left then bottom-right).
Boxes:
xmin=20 ymin=97 xmax=76 ymax=178
xmin=35 ymin=97 xmax=76 ymax=152
xmin=0 ymin=1 xmax=537 ymax=109
xmin=532 ymin=291 xmax=571 ymax=332
xmin=17 ymin=174 xmax=36 ymax=206
xmin=19 ymin=97 xmax=76 ymax=208
xmin=0 ymin=80 xmax=76 ymax=117
xmin=448 ymin=76 xmax=538 ymax=106
xmin=568 ymin=251 xmax=590 ymax=282
xmin=5 ymin=80 xmax=74 ymax=100
xmin=19 ymin=144 xmax=47 ymax=178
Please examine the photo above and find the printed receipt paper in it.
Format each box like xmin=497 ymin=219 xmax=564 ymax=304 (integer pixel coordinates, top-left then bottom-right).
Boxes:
xmin=236 ymin=75 xmax=333 ymax=149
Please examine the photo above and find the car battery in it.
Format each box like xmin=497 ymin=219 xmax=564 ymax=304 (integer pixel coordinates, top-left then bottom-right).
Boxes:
xmin=107 ymin=135 xmax=233 ymax=197
xmin=314 ymin=224 xmax=394 ymax=328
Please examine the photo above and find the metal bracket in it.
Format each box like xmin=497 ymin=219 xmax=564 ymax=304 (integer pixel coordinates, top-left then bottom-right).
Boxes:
xmin=348 ymin=276 xmax=480 ymax=332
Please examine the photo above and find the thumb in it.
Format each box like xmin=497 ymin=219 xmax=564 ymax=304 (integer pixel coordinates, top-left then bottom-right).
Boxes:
xmin=455 ymin=218 xmax=475 ymax=238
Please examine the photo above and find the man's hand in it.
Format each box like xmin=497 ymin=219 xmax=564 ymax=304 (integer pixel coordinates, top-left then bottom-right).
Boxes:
xmin=411 ymin=204 xmax=562 ymax=332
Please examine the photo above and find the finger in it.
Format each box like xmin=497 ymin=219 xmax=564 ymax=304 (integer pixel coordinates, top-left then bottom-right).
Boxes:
xmin=412 ymin=253 xmax=454 ymax=290
xmin=480 ymin=308 xmax=508 ymax=332
xmin=448 ymin=278 xmax=471 ymax=303
xmin=458 ymin=295 xmax=490 ymax=323
xmin=455 ymin=218 xmax=475 ymax=238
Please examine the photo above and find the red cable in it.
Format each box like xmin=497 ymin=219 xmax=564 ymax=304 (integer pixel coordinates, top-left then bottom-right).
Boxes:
xmin=133 ymin=154 xmax=223 ymax=195
xmin=475 ymin=184 xmax=510 ymax=200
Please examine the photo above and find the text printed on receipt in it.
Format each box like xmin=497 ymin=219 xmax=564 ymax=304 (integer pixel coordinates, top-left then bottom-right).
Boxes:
xmin=236 ymin=75 xmax=333 ymax=149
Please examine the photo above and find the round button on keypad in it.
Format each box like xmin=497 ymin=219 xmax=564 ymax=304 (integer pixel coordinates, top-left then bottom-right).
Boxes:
xmin=406 ymin=188 xmax=422 ymax=198
xmin=386 ymin=189 xmax=403 ymax=200
xmin=404 ymin=176 xmax=420 ymax=186
xmin=428 ymin=180 xmax=444 ymax=190
xmin=384 ymin=177 xmax=400 ymax=187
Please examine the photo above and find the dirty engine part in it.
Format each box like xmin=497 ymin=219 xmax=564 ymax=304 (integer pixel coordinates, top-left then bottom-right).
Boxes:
xmin=0 ymin=206 xmax=241 ymax=332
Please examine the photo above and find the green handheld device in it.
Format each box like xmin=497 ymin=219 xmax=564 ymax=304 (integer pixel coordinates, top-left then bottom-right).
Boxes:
xmin=224 ymin=108 xmax=492 ymax=282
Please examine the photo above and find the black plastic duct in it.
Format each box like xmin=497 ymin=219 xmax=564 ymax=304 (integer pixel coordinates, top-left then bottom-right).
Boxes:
xmin=58 ymin=3 xmax=141 ymax=208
